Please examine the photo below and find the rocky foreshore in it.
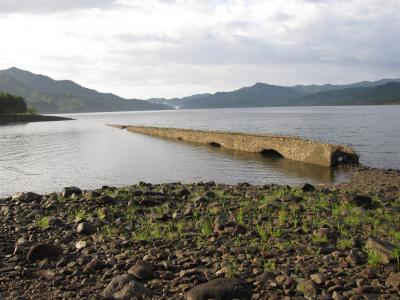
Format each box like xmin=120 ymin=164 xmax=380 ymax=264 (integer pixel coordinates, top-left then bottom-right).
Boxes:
xmin=0 ymin=167 xmax=399 ymax=299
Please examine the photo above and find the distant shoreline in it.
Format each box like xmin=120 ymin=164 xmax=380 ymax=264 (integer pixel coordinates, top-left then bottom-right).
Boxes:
xmin=0 ymin=114 xmax=74 ymax=125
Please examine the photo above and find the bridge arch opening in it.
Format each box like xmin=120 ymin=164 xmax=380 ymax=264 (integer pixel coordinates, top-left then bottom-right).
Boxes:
xmin=209 ymin=141 xmax=221 ymax=147
xmin=332 ymin=150 xmax=359 ymax=167
xmin=260 ymin=149 xmax=283 ymax=158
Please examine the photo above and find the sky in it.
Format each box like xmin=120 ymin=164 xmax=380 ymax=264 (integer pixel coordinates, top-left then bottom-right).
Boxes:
xmin=0 ymin=0 xmax=399 ymax=99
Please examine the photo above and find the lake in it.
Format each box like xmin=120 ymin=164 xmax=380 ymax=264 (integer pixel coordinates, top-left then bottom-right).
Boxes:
xmin=0 ymin=106 xmax=399 ymax=197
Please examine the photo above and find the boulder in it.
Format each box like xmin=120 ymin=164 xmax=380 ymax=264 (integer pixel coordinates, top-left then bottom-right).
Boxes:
xmin=77 ymin=222 xmax=96 ymax=235
xmin=343 ymin=194 xmax=373 ymax=209
xmin=98 ymin=195 xmax=114 ymax=205
xmin=297 ymin=279 xmax=318 ymax=298
xmin=186 ymin=278 xmax=252 ymax=300
xmin=365 ymin=238 xmax=395 ymax=264
xmin=128 ymin=260 xmax=154 ymax=280
xmin=301 ymin=183 xmax=315 ymax=192
xmin=101 ymin=274 xmax=153 ymax=299
xmin=386 ymin=272 xmax=400 ymax=289
xmin=27 ymin=243 xmax=63 ymax=262
xmin=14 ymin=192 xmax=42 ymax=202
xmin=62 ymin=186 xmax=82 ymax=198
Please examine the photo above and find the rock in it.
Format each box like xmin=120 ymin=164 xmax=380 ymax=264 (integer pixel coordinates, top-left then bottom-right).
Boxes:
xmin=178 ymin=188 xmax=191 ymax=197
xmin=356 ymin=285 xmax=377 ymax=294
xmin=127 ymin=260 xmax=154 ymax=280
xmin=84 ymin=258 xmax=104 ymax=273
xmin=77 ymin=222 xmax=96 ymax=235
xmin=343 ymin=194 xmax=373 ymax=209
xmin=27 ymin=243 xmax=63 ymax=262
xmin=301 ymin=183 xmax=315 ymax=192
xmin=346 ymin=249 xmax=365 ymax=265
xmin=310 ymin=273 xmax=325 ymax=284
xmin=386 ymin=272 xmax=400 ymax=289
xmin=313 ymin=227 xmax=336 ymax=240
xmin=296 ymin=279 xmax=317 ymax=298
xmin=101 ymin=274 xmax=153 ymax=299
xmin=98 ymin=195 xmax=114 ymax=204
xmin=75 ymin=240 xmax=87 ymax=250
xmin=186 ymin=278 xmax=252 ymax=300
xmin=184 ymin=205 xmax=194 ymax=216
xmin=14 ymin=192 xmax=42 ymax=202
xmin=365 ymin=238 xmax=395 ymax=263
xmin=62 ymin=186 xmax=82 ymax=198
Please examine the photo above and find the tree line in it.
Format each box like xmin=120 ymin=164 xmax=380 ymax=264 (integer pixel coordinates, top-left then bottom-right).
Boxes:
xmin=0 ymin=92 xmax=28 ymax=114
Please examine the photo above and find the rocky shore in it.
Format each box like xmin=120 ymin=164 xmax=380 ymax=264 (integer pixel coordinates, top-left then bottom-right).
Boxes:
xmin=0 ymin=115 xmax=73 ymax=125
xmin=0 ymin=167 xmax=399 ymax=299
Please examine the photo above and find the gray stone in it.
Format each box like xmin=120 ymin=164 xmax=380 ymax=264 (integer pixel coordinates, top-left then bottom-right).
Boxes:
xmin=186 ymin=278 xmax=252 ymax=300
xmin=15 ymin=192 xmax=42 ymax=202
xmin=127 ymin=260 xmax=154 ymax=280
xmin=386 ymin=272 xmax=400 ymax=289
xmin=101 ymin=274 xmax=152 ymax=299
xmin=297 ymin=279 xmax=317 ymax=298
xmin=301 ymin=183 xmax=315 ymax=192
xmin=77 ymin=222 xmax=96 ymax=235
xmin=27 ymin=243 xmax=63 ymax=262
xmin=62 ymin=186 xmax=82 ymax=198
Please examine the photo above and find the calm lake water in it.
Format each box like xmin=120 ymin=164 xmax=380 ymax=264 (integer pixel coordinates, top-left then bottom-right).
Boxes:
xmin=0 ymin=106 xmax=399 ymax=197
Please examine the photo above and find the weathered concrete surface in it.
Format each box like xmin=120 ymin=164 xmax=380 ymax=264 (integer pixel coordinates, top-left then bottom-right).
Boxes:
xmin=112 ymin=125 xmax=359 ymax=167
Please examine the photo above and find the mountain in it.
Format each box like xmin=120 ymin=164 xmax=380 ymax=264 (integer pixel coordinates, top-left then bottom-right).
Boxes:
xmin=1 ymin=67 xmax=399 ymax=112
xmin=298 ymin=82 xmax=400 ymax=105
xmin=156 ymin=79 xmax=400 ymax=109
xmin=178 ymin=83 xmax=306 ymax=109
xmin=148 ymin=93 xmax=212 ymax=108
xmin=0 ymin=67 xmax=169 ymax=113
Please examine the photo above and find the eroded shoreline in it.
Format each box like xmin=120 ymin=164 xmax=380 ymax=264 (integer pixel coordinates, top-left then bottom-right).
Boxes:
xmin=0 ymin=114 xmax=74 ymax=125
xmin=0 ymin=167 xmax=399 ymax=299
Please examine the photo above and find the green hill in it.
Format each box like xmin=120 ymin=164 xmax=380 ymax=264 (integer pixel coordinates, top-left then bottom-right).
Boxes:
xmin=0 ymin=68 xmax=170 ymax=113
xmin=163 ymin=80 xmax=400 ymax=109
xmin=298 ymin=82 xmax=400 ymax=105
xmin=0 ymin=92 xmax=27 ymax=114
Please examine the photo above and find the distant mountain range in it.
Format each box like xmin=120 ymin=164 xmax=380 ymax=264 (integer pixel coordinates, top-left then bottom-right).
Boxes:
xmin=0 ymin=67 xmax=169 ymax=113
xmin=149 ymin=79 xmax=400 ymax=109
xmin=0 ymin=67 xmax=399 ymax=113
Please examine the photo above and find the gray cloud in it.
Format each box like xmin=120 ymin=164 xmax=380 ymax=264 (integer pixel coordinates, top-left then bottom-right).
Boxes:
xmin=0 ymin=0 xmax=117 ymax=14
xmin=0 ymin=0 xmax=399 ymax=98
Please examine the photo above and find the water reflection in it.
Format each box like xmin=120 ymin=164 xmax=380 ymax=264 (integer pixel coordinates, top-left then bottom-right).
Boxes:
xmin=132 ymin=132 xmax=348 ymax=184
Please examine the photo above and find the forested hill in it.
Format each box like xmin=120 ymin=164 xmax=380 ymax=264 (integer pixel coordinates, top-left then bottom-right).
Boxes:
xmin=0 ymin=67 xmax=170 ymax=114
xmin=1 ymin=67 xmax=399 ymax=112
xmin=150 ymin=80 xmax=400 ymax=109
xmin=0 ymin=92 xmax=27 ymax=114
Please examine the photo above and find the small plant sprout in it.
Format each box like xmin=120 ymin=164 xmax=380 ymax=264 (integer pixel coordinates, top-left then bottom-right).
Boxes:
xmin=96 ymin=208 xmax=106 ymax=221
xmin=263 ymin=260 xmax=276 ymax=272
xmin=392 ymin=246 xmax=400 ymax=271
xmin=35 ymin=216 xmax=49 ymax=230
xmin=237 ymin=207 xmax=245 ymax=225
xmin=366 ymin=249 xmax=382 ymax=267
xmin=312 ymin=233 xmax=328 ymax=245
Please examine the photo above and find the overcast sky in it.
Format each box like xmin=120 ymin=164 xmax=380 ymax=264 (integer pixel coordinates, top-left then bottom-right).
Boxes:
xmin=0 ymin=0 xmax=399 ymax=99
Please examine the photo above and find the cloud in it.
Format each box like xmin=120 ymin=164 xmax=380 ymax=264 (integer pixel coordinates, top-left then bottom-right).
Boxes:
xmin=0 ymin=0 xmax=399 ymax=98
xmin=0 ymin=0 xmax=117 ymax=14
